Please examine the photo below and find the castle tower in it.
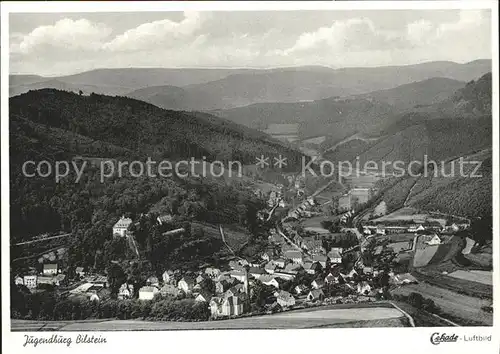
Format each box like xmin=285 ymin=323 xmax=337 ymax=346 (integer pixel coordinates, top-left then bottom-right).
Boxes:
xmin=243 ymin=264 xmax=250 ymax=295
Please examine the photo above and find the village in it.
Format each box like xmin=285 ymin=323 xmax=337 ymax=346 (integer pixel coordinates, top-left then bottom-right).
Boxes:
xmin=13 ymin=174 xmax=471 ymax=322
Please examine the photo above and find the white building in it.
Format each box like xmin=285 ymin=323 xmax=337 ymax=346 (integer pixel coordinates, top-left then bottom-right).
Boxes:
xmin=118 ymin=283 xmax=134 ymax=299
xmin=177 ymin=277 xmax=195 ymax=293
xmin=43 ymin=263 xmax=58 ymax=275
xmin=425 ymin=235 xmax=442 ymax=246
xmin=138 ymin=286 xmax=159 ymax=300
xmin=113 ymin=216 xmax=133 ymax=237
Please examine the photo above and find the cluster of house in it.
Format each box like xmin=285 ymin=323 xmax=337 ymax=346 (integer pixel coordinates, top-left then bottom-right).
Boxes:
xmin=14 ymin=262 xmax=112 ymax=303
xmin=15 ymin=263 xmax=67 ymax=289
xmin=113 ymin=214 xmax=181 ymax=239
xmin=362 ymin=221 xmax=458 ymax=236
xmin=115 ymin=265 xmax=252 ymax=318
xmin=267 ymin=187 xmax=286 ymax=208
xmin=338 ymin=188 xmax=373 ymax=211
xmin=363 ymin=220 xmax=469 ymax=237
xmin=117 ymin=237 xmax=416 ymax=319
xmin=287 ymin=196 xmax=316 ymax=219
xmin=68 ymin=272 xmax=108 ymax=302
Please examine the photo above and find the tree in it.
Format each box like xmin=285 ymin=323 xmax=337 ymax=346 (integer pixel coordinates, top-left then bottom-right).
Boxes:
xmin=107 ymin=263 xmax=127 ymax=298
xmin=251 ymin=280 xmax=275 ymax=308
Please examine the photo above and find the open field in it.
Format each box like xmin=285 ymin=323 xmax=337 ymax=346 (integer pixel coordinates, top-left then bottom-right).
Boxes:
xmin=413 ymin=236 xmax=464 ymax=268
xmin=465 ymin=244 xmax=493 ymax=268
xmin=413 ymin=268 xmax=493 ymax=299
xmin=193 ymin=222 xmax=250 ymax=253
xmin=372 ymin=207 xmax=446 ymax=225
xmin=301 ymin=216 xmax=329 ymax=229
xmin=11 ymin=305 xmax=407 ymax=331
xmin=392 ymin=283 xmax=493 ymax=326
xmin=388 ymin=241 xmax=412 ymax=253
xmin=413 ymin=245 xmax=438 ymax=267
xmin=465 ymin=253 xmax=493 ymax=268
xmin=384 ymin=233 xmax=416 ymax=243
xmin=447 ymin=270 xmax=492 ymax=286
xmin=392 ymin=301 xmax=459 ymax=327
xmin=304 ymin=227 xmax=330 ymax=235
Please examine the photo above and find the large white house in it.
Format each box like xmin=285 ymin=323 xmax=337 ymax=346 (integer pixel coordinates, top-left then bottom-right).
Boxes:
xmin=113 ymin=216 xmax=133 ymax=237
xmin=23 ymin=275 xmax=37 ymax=289
xmin=43 ymin=263 xmax=58 ymax=275
xmin=138 ymin=286 xmax=159 ymax=300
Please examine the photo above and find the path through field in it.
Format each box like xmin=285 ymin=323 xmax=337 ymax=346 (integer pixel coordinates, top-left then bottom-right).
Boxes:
xmin=11 ymin=306 xmax=407 ymax=331
xmin=392 ymin=283 xmax=493 ymax=325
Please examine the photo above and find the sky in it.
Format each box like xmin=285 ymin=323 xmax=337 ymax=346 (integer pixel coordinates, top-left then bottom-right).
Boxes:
xmin=9 ymin=9 xmax=492 ymax=76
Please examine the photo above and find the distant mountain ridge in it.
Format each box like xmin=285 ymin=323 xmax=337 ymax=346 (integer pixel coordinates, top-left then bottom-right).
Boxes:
xmin=10 ymin=60 xmax=491 ymax=110
xmin=355 ymin=77 xmax=466 ymax=111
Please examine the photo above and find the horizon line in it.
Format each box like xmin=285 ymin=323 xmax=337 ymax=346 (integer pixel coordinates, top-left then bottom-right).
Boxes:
xmin=9 ymin=58 xmax=492 ymax=78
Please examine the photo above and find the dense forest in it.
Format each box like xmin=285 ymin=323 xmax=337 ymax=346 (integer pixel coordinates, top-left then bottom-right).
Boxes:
xmin=10 ymin=89 xmax=300 ymax=276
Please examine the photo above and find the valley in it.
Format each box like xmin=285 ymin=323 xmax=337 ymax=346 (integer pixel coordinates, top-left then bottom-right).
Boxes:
xmin=9 ymin=61 xmax=493 ymax=329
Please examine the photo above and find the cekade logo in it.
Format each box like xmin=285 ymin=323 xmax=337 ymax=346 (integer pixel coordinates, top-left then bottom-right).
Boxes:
xmin=430 ymin=333 xmax=459 ymax=345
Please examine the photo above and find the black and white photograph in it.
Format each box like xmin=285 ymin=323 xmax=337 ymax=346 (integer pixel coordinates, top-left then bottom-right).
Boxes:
xmin=1 ymin=1 xmax=498 ymax=353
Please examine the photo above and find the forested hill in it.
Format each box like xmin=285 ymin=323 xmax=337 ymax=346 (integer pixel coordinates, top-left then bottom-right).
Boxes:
xmin=409 ymin=72 xmax=492 ymax=118
xmin=9 ymin=89 xmax=303 ymax=166
xmin=9 ymin=89 xmax=304 ymax=269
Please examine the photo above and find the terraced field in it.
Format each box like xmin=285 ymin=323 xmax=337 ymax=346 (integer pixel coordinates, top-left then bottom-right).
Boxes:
xmin=392 ymin=283 xmax=493 ymax=326
xmin=447 ymin=270 xmax=492 ymax=286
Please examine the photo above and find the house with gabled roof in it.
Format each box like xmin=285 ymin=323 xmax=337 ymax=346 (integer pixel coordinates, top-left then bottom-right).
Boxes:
xmin=209 ymin=297 xmax=224 ymax=318
xmin=138 ymin=286 xmax=159 ymax=300
xmin=146 ymin=275 xmax=159 ymax=287
xmin=294 ymin=284 xmax=308 ymax=295
xmin=204 ymin=267 xmax=221 ymax=279
xmin=215 ymin=280 xmax=232 ymax=294
xmin=311 ymin=278 xmax=325 ymax=289
xmin=228 ymin=270 xmax=247 ymax=282
xmin=160 ymin=284 xmax=180 ymax=298
xmin=363 ymin=267 xmax=373 ymax=275
xmin=284 ymin=263 xmax=301 ymax=274
xmin=312 ymin=254 xmax=329 ymax=268
xmin=302 ymin=239 xmax=325 ymax=254
xmin=390 ymin=273 xmax=418 ymax=285
xmin=113 ymin=216 xmax=133 ymax=237
xmin=178 ymin=276 xmax=196 ymax=293
xmin=229 ymin=260 xmax=244 ymax=270
xmin=118 ymin=283 xmax=134 ymax=299
xmin=357 ymin=281 xmax=371 ymax=295
xmin=340 ymin=268 xmax=358 ymax=281
xmin=260 ymin=275 xmax=280 ymax=288
xmin=276 ymin=290 xmax=296 ymax=308
xmin=249 ymin=267 xmax=266 ymax=279
xmin=327 ymin=249 xmax=342 ymax=264
xmin=195 ymin=290 xmax=213 ymax=303
xmin=422 ymin=234 xmax=441 ymax=246
xmin=303 ymin=261 xmax=321 ymax=275
xmin=43 ymin=263 xmax=58 ymax=275
xmin=265 ymin=262 xmax=277 ymax=274
xmin=225 ymin=284 xmax=245 ymax=298
xmin=273 ymin=258 xmax=287 ymax=268
xmin=373 ymin=246 xmax=384 ymax=256
xmin=157 ymin=214 xmax=173 ymax=225
xmin=196 ymin=273 xmax=209 ymax=284
xmin=14 ymin=276 xmax=23 ymax=286
xmin=162 ymin=270 xmax=175 ymax=284
xmin=75 ymin=267 xmax=85 ymax=278
xmin=325 ymin=272 xmax=339 ymax=284
xmin=221 ymin=296 xmax=244 ymax=316
xmin=307 ymin=289 xmax=324 ymax=302
xmin=274 ymin=272 xmax=295 ymax=281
